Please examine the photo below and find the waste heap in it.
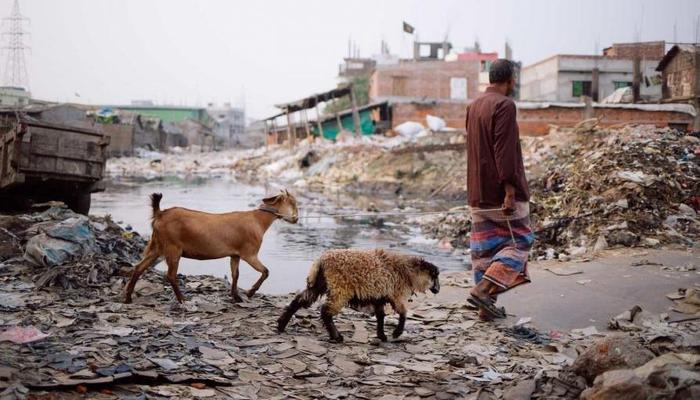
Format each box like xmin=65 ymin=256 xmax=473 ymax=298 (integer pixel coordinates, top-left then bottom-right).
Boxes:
xmin=1 ymin=206 xmax=698 ymax=398
xmin=0 ymin=204 xmax=145 ymax=289
xmin=530 ymin=125 xmax=699 ymax=259
xmin=419 ymin=125 xmax=700 ymax=258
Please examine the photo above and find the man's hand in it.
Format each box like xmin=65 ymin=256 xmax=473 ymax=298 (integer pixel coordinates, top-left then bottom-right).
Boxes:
xmin=502 ymin=183 xmax=515 ymax=216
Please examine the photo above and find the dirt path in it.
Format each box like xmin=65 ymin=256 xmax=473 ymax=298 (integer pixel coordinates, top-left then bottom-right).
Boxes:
xmin=437 ymin=248 xmax=700 ymax=332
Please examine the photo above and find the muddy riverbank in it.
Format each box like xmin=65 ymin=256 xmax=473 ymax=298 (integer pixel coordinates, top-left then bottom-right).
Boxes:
xmin=106 ymin=125 xmax=700 ymax=263
xmin=1 ymin=192 xmax=699 ymax=399
xmin=90 ymin=178 xmax=469 ymax=295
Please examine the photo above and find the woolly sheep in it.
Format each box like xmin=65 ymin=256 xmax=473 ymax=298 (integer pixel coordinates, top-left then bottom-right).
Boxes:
xmin=277 ymin=248 xmax=440 ymax=343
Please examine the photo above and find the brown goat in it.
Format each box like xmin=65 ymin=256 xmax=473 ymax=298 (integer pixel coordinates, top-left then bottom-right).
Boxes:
xmin=277 ymin=249 xmax=440 ymax=343
xmin=124 ymin=190 xmax=299 ymax=304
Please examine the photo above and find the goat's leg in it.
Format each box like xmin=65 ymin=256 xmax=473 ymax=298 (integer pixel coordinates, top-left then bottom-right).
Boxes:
xmin=164 ymin=248 xmax=185 ymax=303
xmin=321 ymin=293 xmax=345 ymax=343
xmin=373 ymin=300 xmax=388 ymax=342
xmin=390 ymin=298 xmax=408 ymax=339
xmin=241 ymin=254 xmax=269 ymax=298
xmin=124 ymin=241 xmax=160 ymax=303
xmin=277 ymin=288 xmax=318 ymax=333
xmin=229 ymin=256 xmax=242 ymax=303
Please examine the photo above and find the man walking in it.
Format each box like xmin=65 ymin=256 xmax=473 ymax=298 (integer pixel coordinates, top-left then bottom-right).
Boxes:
xmin=465 ymin=59 xmax=534 ymax=320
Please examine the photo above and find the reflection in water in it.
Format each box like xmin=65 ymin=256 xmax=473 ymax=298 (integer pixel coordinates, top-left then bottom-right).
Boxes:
xmin=92 ymin=178 xmax=468 ymax=294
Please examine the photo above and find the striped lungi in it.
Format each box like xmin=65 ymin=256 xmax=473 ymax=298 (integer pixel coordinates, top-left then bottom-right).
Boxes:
xmin=470 ymin=202 xmax=534 ymax=295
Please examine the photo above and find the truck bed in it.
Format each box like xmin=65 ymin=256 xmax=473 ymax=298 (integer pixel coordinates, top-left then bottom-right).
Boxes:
xmin=1 ymin=118 xmax=108 ymax=188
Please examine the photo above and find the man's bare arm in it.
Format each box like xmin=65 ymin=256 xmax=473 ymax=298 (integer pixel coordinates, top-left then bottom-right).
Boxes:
xmin=503 ymin=183 xmax=515 ymax=215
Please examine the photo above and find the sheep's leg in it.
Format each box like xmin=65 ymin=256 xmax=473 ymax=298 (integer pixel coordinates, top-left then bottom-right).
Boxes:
xmin=242 ymin=255 xmax=269 ymax=298
xmin=321 ymin=294 xmax=345 ymax=343
xmin=390 ymin=299 xmax=408 ymax=339
xmin=277 ymin=288 xmax=317 ymax=333
xmin=164 ymin=247 xmax=185 ymax=303
xmin=373 ymin=301 xmax=388 ymax=342
xmin=124 ymin=241 xmax=160 ymax=303
xmin=229 ymin=256 xmax=243 ymax=303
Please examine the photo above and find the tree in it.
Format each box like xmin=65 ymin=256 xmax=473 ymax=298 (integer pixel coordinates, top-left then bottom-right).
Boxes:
xmin=323 ymin=74 xmax=370 ymax=115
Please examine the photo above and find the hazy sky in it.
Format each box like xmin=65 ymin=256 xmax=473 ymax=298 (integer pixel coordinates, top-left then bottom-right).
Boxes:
xmin=7 ymin=0 xmax=700 ymax=118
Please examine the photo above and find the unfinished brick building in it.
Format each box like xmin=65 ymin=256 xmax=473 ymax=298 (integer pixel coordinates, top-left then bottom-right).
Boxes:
xmin=369 ymin=59 xmax=480 ymax=102
xmin=602 ymin=41 xmax=665 ymax=59
xmin=657 ymin=44 xmax=700 ymax=102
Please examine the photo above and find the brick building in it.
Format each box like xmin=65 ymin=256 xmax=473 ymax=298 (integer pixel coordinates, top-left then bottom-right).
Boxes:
xmin=656 ymin=44 xmax=700 ymax=101
xmin=603 ymin=41 xmax=665 ymax=59
xmin=389 ymin=101 xmax=695 ymax=136
xmin=369 ymin=59 xmax=480 ymax=102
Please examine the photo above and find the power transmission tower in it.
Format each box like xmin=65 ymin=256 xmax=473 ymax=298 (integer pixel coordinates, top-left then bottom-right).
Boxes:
xmin=2 ymin=0 xmax=30 ymax=89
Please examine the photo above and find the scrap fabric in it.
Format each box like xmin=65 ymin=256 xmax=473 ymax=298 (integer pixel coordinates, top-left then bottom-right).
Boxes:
xmin=470 ymin=202 xmax=534 ymax=294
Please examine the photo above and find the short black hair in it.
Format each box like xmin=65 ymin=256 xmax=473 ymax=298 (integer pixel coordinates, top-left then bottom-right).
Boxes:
xmin=489 ymin=59 xmax=515 ymax=84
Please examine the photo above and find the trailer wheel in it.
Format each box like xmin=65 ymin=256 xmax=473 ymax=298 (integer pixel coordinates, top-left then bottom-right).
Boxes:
xmin=67 ymin=193 xmax=91 ymax=215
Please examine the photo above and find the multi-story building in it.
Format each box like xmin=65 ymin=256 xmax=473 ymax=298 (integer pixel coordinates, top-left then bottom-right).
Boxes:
xmin=520 ymin=41 xmax=665 ymax=102
xmin=207 ymin=103 xmax=246 ymax=147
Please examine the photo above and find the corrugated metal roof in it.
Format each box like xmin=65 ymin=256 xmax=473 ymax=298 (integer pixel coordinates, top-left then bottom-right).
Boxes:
xmin=274 ymin=86 xmax=352 ymax=112
xmin=656 ymin=44 xmax=699 ymax=71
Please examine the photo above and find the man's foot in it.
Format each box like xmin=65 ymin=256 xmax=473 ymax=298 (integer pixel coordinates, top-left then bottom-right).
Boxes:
xmin=329 ymin=334 xmax=344 ymax=343
xmin=478 ymin=308 xmax=495 ymax=322
xmin=468 ymin=295 xmax=506 ymax=319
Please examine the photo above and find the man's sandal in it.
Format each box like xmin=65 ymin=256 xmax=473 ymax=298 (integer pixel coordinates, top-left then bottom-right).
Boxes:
xmin=468 ymin=295 xmax=507 ymax=319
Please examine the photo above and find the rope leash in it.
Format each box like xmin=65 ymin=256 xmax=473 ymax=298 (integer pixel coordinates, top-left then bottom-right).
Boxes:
xmin=297 ymin=207 xmax=519 ymax=245
xmin=297 ymin=207 xmax=513 ymax=219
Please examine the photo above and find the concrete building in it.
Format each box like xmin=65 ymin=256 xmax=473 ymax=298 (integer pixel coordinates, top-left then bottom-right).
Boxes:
xmin=338 ymin=57 xmax=376 ymax=83
xmin=206 ymin=103 xmax=246 ymax=147
xmin=520 ymin=42 xmax=664 ymax=103
xmin=449 ymin=51 xmax=499 ymax=93
xmin=0 ymin=86 xmax=30 ymax=106
xmin=113 ymin=104 xmax=211 ymax=124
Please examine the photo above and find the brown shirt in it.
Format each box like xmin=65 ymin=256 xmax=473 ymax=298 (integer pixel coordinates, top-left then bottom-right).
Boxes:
xmin=466 ymin=87 xmax=529 ymax=207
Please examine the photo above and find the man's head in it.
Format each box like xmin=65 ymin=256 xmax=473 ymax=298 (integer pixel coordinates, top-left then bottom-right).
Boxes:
xmin=489 ymin=59 xmax=516 ymax=96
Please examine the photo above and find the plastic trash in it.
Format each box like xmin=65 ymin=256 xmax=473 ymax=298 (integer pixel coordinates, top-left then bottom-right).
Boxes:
xmin=0 ymin=326 xmax=50 ymax=344
xmin=394 ymin=121 xmax=424 ymax=137
xmin=426 ymin=115 xmax=446 ymax=131
xmin=24 ymin=216 xmax=96 ymax=267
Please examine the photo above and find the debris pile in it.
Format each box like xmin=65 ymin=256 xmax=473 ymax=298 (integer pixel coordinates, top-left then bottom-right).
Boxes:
xmin=417 ymin=125 xmax=700 ymax=257
xmin=107 ymin=131 xmax=469 ymax=202
xmin=1 ymin=207 xmax=698 ymax=398
xmin=530 ymin=125 xmax=699 ymax=258
xmin=0 ymin=204 xmax=145 ymax=291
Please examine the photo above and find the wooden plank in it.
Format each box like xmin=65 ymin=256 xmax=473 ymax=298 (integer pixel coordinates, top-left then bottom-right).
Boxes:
xmin=286 ymin=109 xmax=295 ymax=148
xmin=314 ymin=96 xmax=324 ymax=138
xmin=303 ymin=109 xmax=311 ymax=139
xmin=350 ymin=84 xmax=361 ymax=137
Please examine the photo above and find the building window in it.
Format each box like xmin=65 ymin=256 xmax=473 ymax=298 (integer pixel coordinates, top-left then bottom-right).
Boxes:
xmin=392 ymin=76 xmax=407 ymax=96
xmin=572 ymin=81 xmax=592 ymax=97
xmin=450 ymin=77 xmax=468 ymax=100
xmin=613 ymin=81 xmax=632 ymax=89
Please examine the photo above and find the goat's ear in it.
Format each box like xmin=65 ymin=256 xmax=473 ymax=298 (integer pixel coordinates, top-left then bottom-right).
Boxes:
xmin=262 ymin=194 xmax=282 ymax=204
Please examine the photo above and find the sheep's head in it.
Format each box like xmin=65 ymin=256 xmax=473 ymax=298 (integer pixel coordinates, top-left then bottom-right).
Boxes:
xmin=262 ymin=189 xmax=299 ymax=224
xmin=412 ymin=258 xmax=440 ymax=294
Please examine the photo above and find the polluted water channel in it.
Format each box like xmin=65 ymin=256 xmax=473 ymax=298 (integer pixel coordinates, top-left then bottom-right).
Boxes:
xmin=91 ymin=178 xmax=468 ymax=294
